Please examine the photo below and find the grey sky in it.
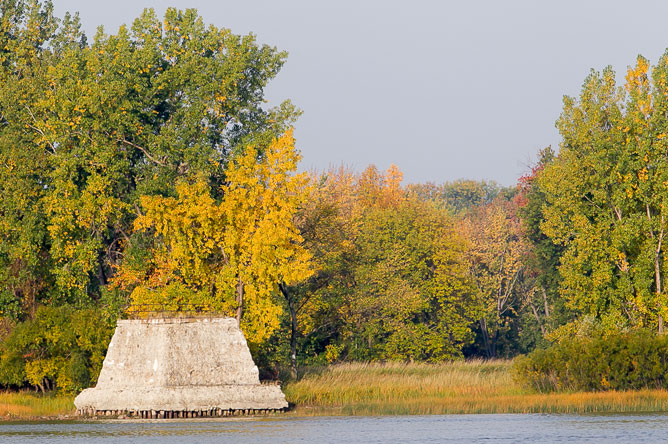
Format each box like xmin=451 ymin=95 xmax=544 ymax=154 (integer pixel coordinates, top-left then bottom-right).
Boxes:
xmin=53 ymin=0 xmax=668 ymax=185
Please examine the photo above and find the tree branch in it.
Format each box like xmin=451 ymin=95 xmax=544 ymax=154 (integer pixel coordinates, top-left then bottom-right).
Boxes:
xmin=121 ymin=139 xmax=166 ymax=166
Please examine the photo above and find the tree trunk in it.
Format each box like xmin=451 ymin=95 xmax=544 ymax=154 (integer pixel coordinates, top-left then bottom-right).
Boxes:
xmin=479 ymin=318 xmax=493 ymax=359
xmin=541 ymin=286 xmax=550 ymax=319
xmin=491 ymin=329 xmax=499 ymax=358
xmin=235 ymin=279 xmax=244 ymax=325
xmin=529 ymin=301 xmax=546 ymax=336
xmin=279 ymin=283 xmax=298 ymax=380
xmin=97 ymin=262 xmax=107 ymax=287
xmin=656 ymin=252 xmax=664 ymax=334
xmin=288 ymin=301 xmax=298 ymax=379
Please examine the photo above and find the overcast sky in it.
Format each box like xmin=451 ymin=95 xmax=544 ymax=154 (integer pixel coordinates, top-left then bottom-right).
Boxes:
xmin=53 ymin=0 xmax=668 ymax=185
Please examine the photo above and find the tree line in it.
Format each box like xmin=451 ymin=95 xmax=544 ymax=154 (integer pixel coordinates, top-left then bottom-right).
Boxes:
xmin=1 ymin=1 xmax=668 ymax=392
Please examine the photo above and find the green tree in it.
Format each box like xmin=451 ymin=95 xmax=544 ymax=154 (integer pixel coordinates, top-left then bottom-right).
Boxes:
xmin=0 ymin=305 xmax=114 ymax=393
xmin=0 ymin=2 xmax=297 ymax=315
xmin=290 ymin=166 xmax=476 ymax=364
xmin=516 ymin=148 xmax=570 ymax=348
xmin=407 ymin=179 xmax=506 ymax=216
xmin=343 ymin=199 xmax=474 ymax=361
xmin=539 ymin=55 xmax=668 ymax=334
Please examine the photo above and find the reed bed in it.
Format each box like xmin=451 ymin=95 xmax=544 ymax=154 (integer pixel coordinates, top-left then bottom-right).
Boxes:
xmin=2 ymin=361 xmax=668 ymax=419
xmin=0 ymin=391 xmax=74 ymax=418
xmin=284 ymin=360 xmax=668 ymax=415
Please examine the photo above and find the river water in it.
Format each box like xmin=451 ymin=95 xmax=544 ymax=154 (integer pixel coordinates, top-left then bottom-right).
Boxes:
xmin=1 ymin=414 xmax=667 ymax=443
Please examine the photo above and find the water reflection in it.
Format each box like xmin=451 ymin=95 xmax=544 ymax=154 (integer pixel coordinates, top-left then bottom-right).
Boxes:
xmin=1 ymin=414 xmax=668 ymax=443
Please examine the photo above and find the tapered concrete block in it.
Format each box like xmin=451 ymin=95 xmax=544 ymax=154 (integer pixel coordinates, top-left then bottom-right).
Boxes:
xmin=74 ymin=317 xmax=288 ymax=413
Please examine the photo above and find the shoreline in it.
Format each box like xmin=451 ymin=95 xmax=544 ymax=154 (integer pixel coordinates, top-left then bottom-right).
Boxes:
xmin=5 ymin=399 xmax=668 ymax=423
xmin=4 ymin=360 xmax=668 ymax=420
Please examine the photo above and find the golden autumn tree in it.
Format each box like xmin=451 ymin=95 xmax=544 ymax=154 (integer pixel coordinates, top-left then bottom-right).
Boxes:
xmin=113 ymin=130 xmax=313 ymax=344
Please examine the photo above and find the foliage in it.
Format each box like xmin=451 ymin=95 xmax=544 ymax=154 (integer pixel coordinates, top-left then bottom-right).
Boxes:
xmin=341 ymin=199 xmax=474 ymax=361
xmin=14 ymin=0 xmax=668 ymax=394
xmin=114 ymin=130 xmax=313 ymax=345
xmin=514 ymin=330 xmax=668 ymax=392
xmin=0 ymin=1 xmax=297 ymax=316
xmin=0 ymin=305 xmax=114 ymax=393
xmin=515 ymin=147 xmax=570 ymax=346
xmin=461 ymin=196 xmax=526 ymax=358
xmin=539 ymin=54 xmax=668 ymax=332
xmin=407 ymin=179 xmax=506 ymax=215
xmin=287 ymin=166 xmax=477 ymax=365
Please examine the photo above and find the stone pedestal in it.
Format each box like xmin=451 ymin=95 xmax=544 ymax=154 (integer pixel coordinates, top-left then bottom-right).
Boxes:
xmin=74 ymin=317 xmax=288 ymax=416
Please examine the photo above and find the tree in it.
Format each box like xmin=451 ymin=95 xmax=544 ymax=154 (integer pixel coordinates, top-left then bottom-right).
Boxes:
xmin=539 ymin=54 xmax=668 ymax=334
xmin=0 ymin=2 xmax=298 ymax=316
xmin=277 ymin=166 xmax=357 ymax=377
xmin=407 ymin=179 xmax=506 ymax=215
xmin=113 ymin=130 xmax=313 ymax=345
xmin=0 ymin=306 xmax=114 ymax=393
xmin=287 ymin=165 xmax=476 ymax=363
xmin=462 ymin=197 xmax=525 ymax=358
xmin=343 ymin=198 xmax=474 ymax=361
xmin=515 ymin=147 xmax=570 ymax=346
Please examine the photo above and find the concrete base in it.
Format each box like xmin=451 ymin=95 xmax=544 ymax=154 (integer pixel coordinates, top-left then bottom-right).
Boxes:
xmin=75 ymin=385 xmax=288 ymax=413
xmin=74 ymin=317 xmax=288 ymax=416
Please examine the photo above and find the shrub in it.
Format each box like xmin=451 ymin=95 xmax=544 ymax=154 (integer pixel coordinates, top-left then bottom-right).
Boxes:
xmin=0 ymin=306 xmax=114 ymax=393
xmin=514 ymin=330 xmax=668 ymax=392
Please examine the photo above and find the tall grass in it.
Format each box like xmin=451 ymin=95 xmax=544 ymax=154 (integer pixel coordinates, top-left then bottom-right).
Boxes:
xmin=284 ymin=360 xmax=668 ymax=415
xmin=2 ymin=361 xmax=668 ymax=419
xmin=0 ymin=392 xmax=74 ymax=418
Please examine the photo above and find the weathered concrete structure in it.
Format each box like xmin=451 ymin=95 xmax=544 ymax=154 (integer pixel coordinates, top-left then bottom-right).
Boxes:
xmin=74 ymin=317 xmax=288 ymax=418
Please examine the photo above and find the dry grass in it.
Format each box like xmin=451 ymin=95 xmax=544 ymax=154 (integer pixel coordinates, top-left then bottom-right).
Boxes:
xmin=0 ymin=391 xmax=74 ymax=418
xmin=1 ymin=361 xmax=667 ymax=419
xmin=284 ymin=360 xmax=668 ymax=415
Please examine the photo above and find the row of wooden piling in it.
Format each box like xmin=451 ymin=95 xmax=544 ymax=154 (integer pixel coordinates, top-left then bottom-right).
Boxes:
xmin=76 ymin=407 xmax=285 ymax=418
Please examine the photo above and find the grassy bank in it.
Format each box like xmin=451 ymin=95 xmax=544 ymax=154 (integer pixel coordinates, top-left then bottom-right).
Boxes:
xmin=283 ymin=360 xmax=668 ymax=415
xmin=0 ymin=391 xmax=74 ymax=419
xmin=4 ymin=360 xmax=668 ymax=419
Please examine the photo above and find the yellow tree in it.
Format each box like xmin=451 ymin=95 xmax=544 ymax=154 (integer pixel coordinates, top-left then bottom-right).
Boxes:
xmin=113 ymin=130 xmax=313 ymax=344
xmin=221 ymin=129 xmax=313 ymax=342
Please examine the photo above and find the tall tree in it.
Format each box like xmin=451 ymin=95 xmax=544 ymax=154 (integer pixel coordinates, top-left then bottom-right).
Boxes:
xmin=539 ymin=54 xmax=668 ymax=333
xmin=516 ymin=147 xmax=569 ymax=344
xmin=0 ymin=3 xmax=298 ymax=316
xmin=288 ymin=165 xmax=476 ymax=364
xmin=113 ymin=130 xmax=313 ymax=345
xmin=462 ymin=197 xmax=525 ymax=358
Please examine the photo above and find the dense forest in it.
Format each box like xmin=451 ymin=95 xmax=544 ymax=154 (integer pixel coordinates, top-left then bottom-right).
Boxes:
xmin=2 ymin=1 xmax=668 ymax=393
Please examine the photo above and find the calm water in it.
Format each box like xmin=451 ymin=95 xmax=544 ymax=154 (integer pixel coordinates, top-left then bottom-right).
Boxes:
xmin=1 ymin=414 xmax=667 ymax=443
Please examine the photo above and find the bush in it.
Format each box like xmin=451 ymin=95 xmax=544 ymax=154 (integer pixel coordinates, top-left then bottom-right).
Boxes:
xmin=0 ymin=306 xmax=114 ymax=393
xmin=514 ymin=330 xmax=668 ymax=392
